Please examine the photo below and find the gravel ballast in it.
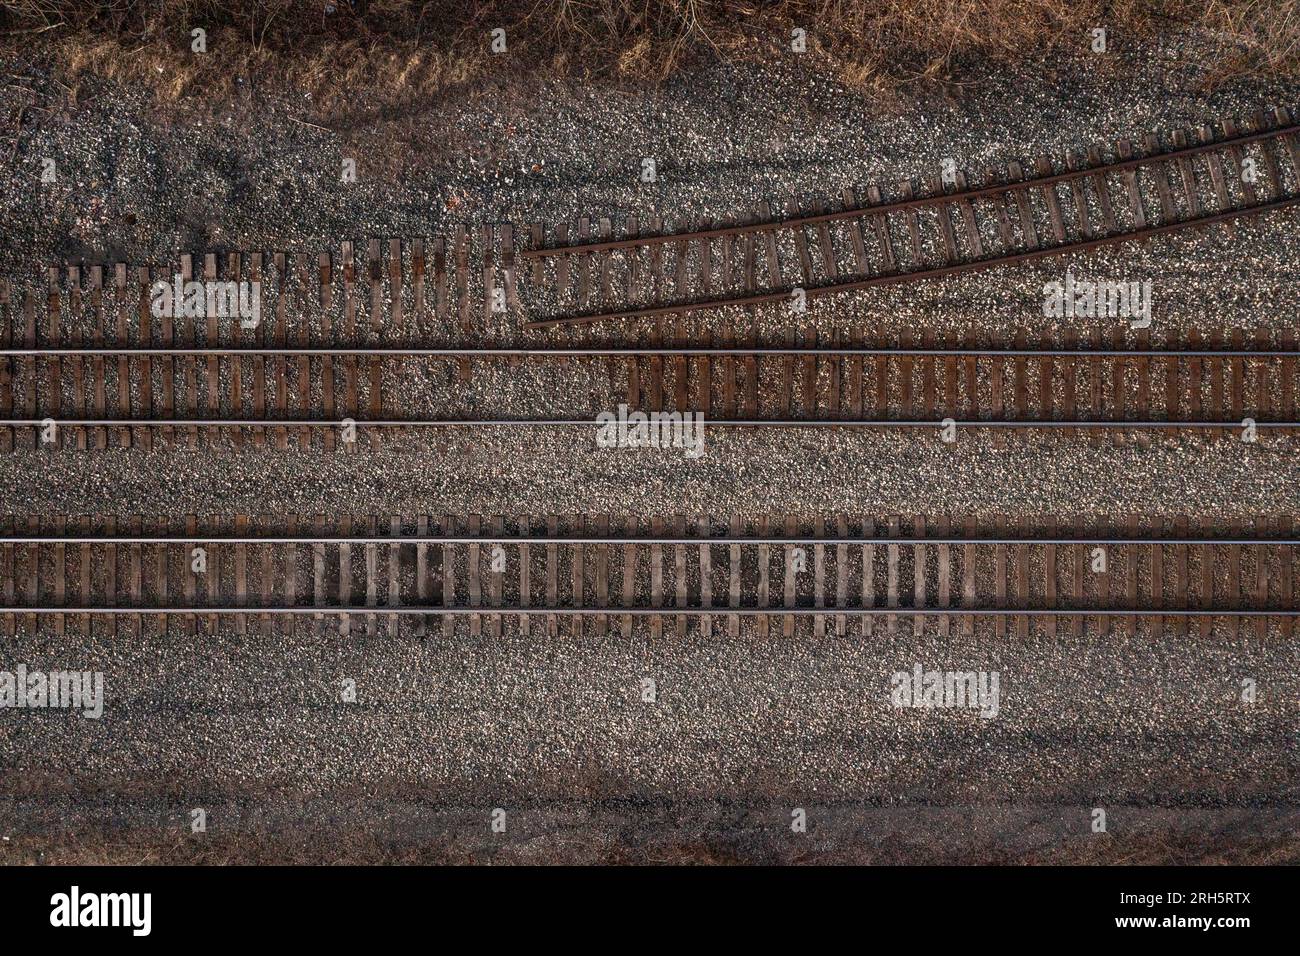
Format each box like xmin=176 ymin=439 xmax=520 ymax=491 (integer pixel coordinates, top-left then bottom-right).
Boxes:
xmin=1 ymin=30 xmax=1298 ymax=863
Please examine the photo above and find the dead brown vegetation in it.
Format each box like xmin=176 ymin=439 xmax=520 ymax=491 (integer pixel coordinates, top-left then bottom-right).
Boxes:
xmin=1 ymin=1 xmax=1298 ymax=111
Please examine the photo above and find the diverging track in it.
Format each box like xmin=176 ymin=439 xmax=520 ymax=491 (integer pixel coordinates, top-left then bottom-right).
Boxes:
xmin=523 ymin=107 xmax=1300 ymax=326
xmin=1 ymin=109 xmax=1298 ymax=448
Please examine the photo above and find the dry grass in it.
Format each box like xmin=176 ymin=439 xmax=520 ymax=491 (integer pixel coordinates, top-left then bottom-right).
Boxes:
xmin=2 ymin=1 xmax=1299 ymax=111
xmin=1197 ymin=0 xmax=1300 ymax=74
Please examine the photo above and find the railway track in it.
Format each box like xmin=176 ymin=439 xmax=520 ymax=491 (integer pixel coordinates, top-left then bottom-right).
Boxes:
xmin=2 ymin=292 xmax=1298 ymax=447
xmin=523 ymin=107 xmax=1300 ymax=327
xmin=2 ymin=110 xmax=1298 ymax=448
xmin=2 ymin=514 xmax=1295 ymax=638
xmin=0 ymin=337 xmax=1295 ymax=448
xmin=1 ymin=338 xmax=1294 ymax=447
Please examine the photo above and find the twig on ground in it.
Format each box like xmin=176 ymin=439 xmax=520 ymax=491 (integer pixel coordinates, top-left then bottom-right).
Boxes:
xmin=288 ymin=115 xmax=332 ymax=132
xmin=8 ymin=104 xmax=25 ymax=161
xmin=0 ymin=22 xmax=65 ymax=37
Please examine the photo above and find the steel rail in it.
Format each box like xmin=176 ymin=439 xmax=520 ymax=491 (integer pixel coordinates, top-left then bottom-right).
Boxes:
xmin=1 ymin=347 xmax=1296 ymax=358
xmin=521 ymin=123 xmax=1300 ymax=258
xmin=3 ymin=418 xmax=1293 ymax=429
xmin=2 ymin=535 xmax=1291 ymax=546
xmin=6 ymin=606 xmax=1297 ymax=617
xmin=524 ymin=195 xmax=1300 ymax=328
